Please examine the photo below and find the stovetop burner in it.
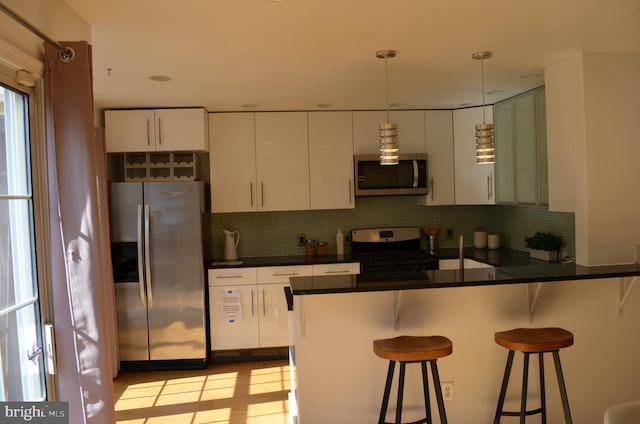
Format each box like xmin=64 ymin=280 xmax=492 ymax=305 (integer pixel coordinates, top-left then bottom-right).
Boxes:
xmin=351 ymin=227 xmax=439 ymax=273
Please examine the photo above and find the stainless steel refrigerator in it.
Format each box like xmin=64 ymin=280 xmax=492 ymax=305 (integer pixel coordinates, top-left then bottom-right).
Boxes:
xmin=109 ymin=181 xmax=206 ymax=369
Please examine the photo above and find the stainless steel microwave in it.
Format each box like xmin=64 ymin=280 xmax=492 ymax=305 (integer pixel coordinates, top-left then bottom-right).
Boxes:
xmin=354 ymin=153 xmax=428 ymax=197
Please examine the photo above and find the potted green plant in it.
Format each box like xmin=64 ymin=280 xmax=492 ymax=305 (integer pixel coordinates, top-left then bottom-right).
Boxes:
xmin=524 ymin=232 xmax=563 ymax=261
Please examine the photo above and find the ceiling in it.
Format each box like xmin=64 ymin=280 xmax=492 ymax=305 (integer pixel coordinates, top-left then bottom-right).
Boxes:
xmin=63 ymin=0 xmax=640 ymax=112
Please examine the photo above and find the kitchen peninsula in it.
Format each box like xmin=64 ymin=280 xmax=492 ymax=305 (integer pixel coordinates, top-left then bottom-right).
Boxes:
xmin=285 ymin=256 xmax=640 ymax=424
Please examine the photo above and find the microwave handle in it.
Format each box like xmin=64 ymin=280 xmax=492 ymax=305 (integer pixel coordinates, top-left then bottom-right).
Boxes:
xmin=412 ymin=160 xmax=419 ymax=188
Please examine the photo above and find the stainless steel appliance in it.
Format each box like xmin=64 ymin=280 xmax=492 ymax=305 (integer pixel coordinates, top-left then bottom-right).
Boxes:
xmin=109 ymin=181 xmax=206 ymax=369
xmin=354 ymin=153 xmax=428 ymax=197
xmin=351 ymin=227 xmax=439 ymax=273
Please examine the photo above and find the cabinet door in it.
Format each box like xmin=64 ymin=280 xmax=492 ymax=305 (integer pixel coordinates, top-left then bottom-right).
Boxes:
xmin=257 ymin=283 xmax=290 ymax=347
xmin=536 ymin=88 xmax=549 ymax=205
xmin=419 ymin=110 xmax=455 ymax=206
xmin=453 ymin=106 xmax=495 ymax=205
xmin=105 ymin=109 xmax=155 ymax=152
xmin=353 ymin=111 xmax=426 ymax=155
xmin=255 ymin=112 xmax=310 ymax=211
xmin=209 ymin=284 xmax=259 ymax=350
xmin=210 ymin=113 xmax=258 ymax=212
xmin=308 ymin=112 xmax=355 ymax=210
xmin=155 ymin=108 xmax=208 ymax=152
xmin=514 ymin=93 xmax=537 ymax=203
xmin=495 ymin=99 xmax=515 ymax=203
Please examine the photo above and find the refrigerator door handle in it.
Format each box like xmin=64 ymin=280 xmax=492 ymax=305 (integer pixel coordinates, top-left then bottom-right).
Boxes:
xmin=144 ymin=204 xmax=154 ymax=308
xmin=136 ymin=204 xmax=146 ymax=306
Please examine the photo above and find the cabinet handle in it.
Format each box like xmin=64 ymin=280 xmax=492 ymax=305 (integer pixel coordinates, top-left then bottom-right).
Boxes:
xmin=348 ymin=179 xmax=352 ymax=204
xmin=146 ymin=119 xmax=151 ymax=146
xmin=273 ymin=272 xmax=299 ymax=277
xmin=324 ymin=270 xmax=349 ymax=274
xmin=262 ymin=289 xmax=266 ymax=316
xmin=261 ymin=182 xmax=264 ymax=207
xmin=249 ymin=182 xmax=254 ymax=207
xmin=157 ymin=118 xmax=162 ymax=146
xmin=487 ymin=173 xmax=493 ymax=199
xmin=251 ymin=289 xmax=255 ymax=317
xmin=430 ymin=177 xmax=434 ymax=201
xmin=215 ymin=274 xmax=243 ymax=279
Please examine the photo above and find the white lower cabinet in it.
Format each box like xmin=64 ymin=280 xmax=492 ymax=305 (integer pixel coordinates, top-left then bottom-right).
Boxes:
xmin=209 ymin=265 xmax=313 ymax=350
xmin=209 ymin=263 xmax=360 ymax=350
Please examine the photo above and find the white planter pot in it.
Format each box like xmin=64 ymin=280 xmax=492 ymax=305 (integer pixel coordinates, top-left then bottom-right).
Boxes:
xmin=530 ymin=249 xmax=558 ymax=262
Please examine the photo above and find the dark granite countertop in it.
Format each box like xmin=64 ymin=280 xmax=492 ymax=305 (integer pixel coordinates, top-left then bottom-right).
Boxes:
xmin=207 ymin=249 xmax=640 ymax=298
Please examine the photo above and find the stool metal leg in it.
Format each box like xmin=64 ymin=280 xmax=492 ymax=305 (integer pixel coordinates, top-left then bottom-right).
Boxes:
xmin=552 ymin=351 xmax=573 ymax=424
xmin=520 ymin=353 xmax=530 ymax=424
xmin=494 ymin=350 xmax=515 ymax=424
xmin=378 ymin=361 xmax=396 ymax=424
xmin=539 ymin=353 xmax=546 ymax=424
xmin=396 ymin=363 xmax=406 ymax=424
xmin=421 ymin=361 xmax=433 ymax=424
xmin=430 ymin=359 xmax=448 ymax=424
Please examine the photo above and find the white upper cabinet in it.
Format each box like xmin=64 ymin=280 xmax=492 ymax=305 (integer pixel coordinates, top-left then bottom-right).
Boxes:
xmin=308 ymin=112 xmax=355 ymax=210
xmin=418 ymin=110 xmax=455 ymax=206
xmin=255 ymin=112 xmax=310 ymax=211
xmin=105 ymin=108 xmax=208 ymax=152
xmin=453 ymin=106 xmax=495 ymax=205
xmin=353 ymin=110 xmax=426 ymax=154
xmin=209 ymin=113 xmax=257 ymax=212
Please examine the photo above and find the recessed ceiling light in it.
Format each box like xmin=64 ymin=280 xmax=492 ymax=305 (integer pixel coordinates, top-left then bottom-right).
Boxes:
xmin=521 ymin=73 xmax=542 ymax=80
xmin=149 ymin=75 xmax=172 ymax=82
xmin=389 ymin=102 xmax=405 ymax=108
xmin=316 ymin=103 xmax=332 ymax=108
xmin=241 ymin=104 xmax=258 ymax=108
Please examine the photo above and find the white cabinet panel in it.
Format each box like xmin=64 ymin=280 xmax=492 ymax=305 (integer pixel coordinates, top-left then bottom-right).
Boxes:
xmin=312 ymin=263 xmax=360 ymax=275
xmin=255 ymin=112 xmax=310 ymax=211
xmin=257 ymin=283 xmax=291 ymax=347
xmin=105 ymin=109 xmax=155 ymax=152
xmin=353 ymin=110 xmax=426 ymax=155
xmin=106 ymin=108 xmax=208 ymax=153
xmin=208 ymin=267 xmax=257 ymax=287
xmin=308 ymin=112 xmax=355 ymax=210
xmin=453 ymin=106 xmax=495 ymax=205
xmin=209 ymin=284 xmax=259 ymax=350
xmin=209 ymin=113 xmax=257 ymax=212
xmin=418 ymin=110 xmax=455 ymax=206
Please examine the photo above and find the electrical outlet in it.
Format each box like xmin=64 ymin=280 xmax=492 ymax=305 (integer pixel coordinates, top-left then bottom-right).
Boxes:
xmin=297 ymin=233 xmax=306 ymax=247
xmin=442 ymin=381 xmax=454 ymax=401
xmin=445 ymin=228 xmax=454 ymax=240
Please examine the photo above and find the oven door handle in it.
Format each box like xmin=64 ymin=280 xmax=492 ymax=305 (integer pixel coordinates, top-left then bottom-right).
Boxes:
xmin=412 ymin=160 xmax=419 ymax=188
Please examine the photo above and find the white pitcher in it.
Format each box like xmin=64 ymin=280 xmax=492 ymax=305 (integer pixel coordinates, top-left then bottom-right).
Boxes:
xmin=223 ymin=230 xmax=240 ymax=261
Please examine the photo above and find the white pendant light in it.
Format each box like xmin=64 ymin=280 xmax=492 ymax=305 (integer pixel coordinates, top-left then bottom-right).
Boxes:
xmin=472 ymin=51 xmax=495 ymax=164
xmin=376 ymin=49 xmax=399 ymax=165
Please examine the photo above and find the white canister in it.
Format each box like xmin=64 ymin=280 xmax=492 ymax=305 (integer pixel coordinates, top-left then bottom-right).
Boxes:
xmin=473 ymin=231 xmax=487 ymax=249
xmin=488 ymin=233 xmax=500 ymax=250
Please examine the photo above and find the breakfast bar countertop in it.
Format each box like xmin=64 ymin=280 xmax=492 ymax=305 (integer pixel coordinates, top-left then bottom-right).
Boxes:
xmin=287 ymin=248 xmax=640 ymax=296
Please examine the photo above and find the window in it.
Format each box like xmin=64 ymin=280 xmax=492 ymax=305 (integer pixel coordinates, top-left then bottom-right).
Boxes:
xmin=0 ymin=83 xmax=46 ymax=401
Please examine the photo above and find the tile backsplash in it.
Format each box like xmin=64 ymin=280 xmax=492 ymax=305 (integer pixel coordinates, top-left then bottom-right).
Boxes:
xmin=205 ymin=196 xmax=575 ymax=259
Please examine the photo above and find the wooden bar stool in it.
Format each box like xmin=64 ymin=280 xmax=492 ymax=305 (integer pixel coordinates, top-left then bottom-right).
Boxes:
xmin=493 ymin=327 xmax=574 ymax=424
xmin=373 ymin=335 xmax=452 ymax=424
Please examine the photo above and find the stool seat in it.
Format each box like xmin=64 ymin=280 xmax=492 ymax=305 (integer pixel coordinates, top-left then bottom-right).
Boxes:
xmin=374 ymin=335 xmax=452 ymax=424
xmin=495 ymin=327 xmax=574 ymax=352
xmin=374 ymin=335 xmax=453 ymax=362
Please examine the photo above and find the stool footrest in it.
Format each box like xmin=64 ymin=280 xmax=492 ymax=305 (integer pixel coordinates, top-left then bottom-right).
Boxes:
xmin=499 ymin=407 xmax=544 ymax=417
xmin=381 ymin=419 xmax=429 ymax=424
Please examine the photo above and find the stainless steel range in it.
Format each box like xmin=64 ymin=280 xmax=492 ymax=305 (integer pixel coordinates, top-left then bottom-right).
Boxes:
xmin=351 ymin=227 xmax=439 ymax=273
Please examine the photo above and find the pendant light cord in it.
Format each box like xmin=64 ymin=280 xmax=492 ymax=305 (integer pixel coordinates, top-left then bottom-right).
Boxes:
xmin=385 ymin=55 xmax=390 ymax=122
xmin=480 ymin=57 xmax=487 ymax=124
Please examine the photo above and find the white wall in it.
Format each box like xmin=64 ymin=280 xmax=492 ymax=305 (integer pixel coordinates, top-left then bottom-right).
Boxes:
xmin=0 ymin=0 xmax=90 ymax=61
xmin=292 ymin=279 xmax=640 ymax=424
xmin=545 ymin=51 xmax=640 ymax=265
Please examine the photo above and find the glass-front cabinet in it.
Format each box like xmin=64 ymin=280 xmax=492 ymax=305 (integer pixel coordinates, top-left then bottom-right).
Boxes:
xmin=495 ymin=86 xmax=548 ymax=205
